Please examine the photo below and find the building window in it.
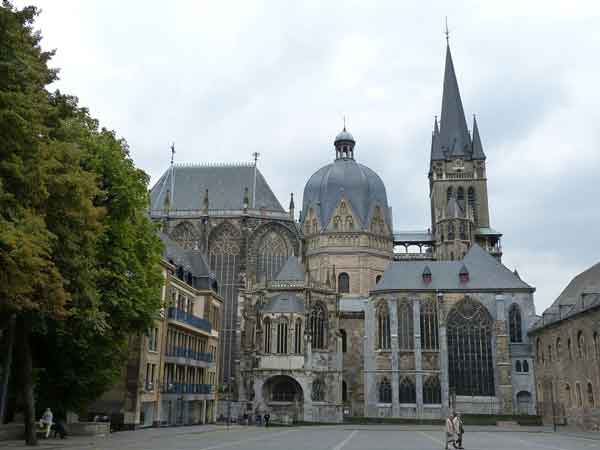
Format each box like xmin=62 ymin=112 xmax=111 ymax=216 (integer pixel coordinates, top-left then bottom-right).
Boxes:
xmin=459 ymin=222 xmax=466 ymax=240
xmin=447 ymin=297 xmax=494 ymax=396
xmin=294 ymin=318 xmax=302 ymax=354
xmin=423 ymin=376 xmax=441 ymax=404
xmin=379 ymin=378 xmax=392 ymax=404
xmin=310 ymin=302 xmax=327 ymax=350
xmin=516 ymin=360 xmax=522 ymax=372
xmin=576 ymin=383 xmax=583 ymax=407
xmin=523 ymin=360 xmax=529 ymax=372
xmin=399 ymin=377 xmax=416 ymax=404
xmin=447 ymin=222 xmax=455 ymax=240
xmin=447 ymin=186 xmax=453 ymax=202
xmin=565 ymin=384 xmax=572 ymax=407
xmin=420 ymin=299 xmax=439 ymax=350
xmin=376 ymin=301 xmax=391 ymax=350
xmin=468 ymin=187 xmax=477 ymax=224
xmin=264 ymin=317 xmax=271 ymax=353
xmin=588 ymin=382 xmax=595 ymax=407
xmin=340 ymin=329 xmax=347 ymax=353
xmin=568 ymin=338 xmax=573 ymax=360
xmin=312 ymin=378 xmax=325 ymax=401
xmin=338 ymin=273 xmax=350 ymax=293
xmin=276 ymin=319 xmax=288 ymax=354
xmin=148 ymin=327 xmax=158 ymax=352
xmin=342 ymin=381 xmax=348 ymax=403
xmin=398 ymin=300 xmax=414 ymax=350
xmin=556 ymin=337 xmax=561 ymax=360
xmin=509 ymin=304 xmax=522 ymax=343
xmin=548 ymin=345 xmax=553 ymax=362
xmin=578 ymin=331 xmax=585 ymax=359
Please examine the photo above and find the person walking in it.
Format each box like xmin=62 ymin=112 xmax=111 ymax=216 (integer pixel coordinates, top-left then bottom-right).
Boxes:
xmin=453 ymin=412 xmax=464 ymax=449
xmin=40 ymin=408 xmax=53 ymax=439
xmin=263 ymin=412 xmax=270 ymax=427
xmin=444 ymin=412 xmax=456 ymax=450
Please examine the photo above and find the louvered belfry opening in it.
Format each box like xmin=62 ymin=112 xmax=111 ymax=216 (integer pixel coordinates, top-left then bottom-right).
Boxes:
xmin=447 ymin=297 xmax=495 ymax=396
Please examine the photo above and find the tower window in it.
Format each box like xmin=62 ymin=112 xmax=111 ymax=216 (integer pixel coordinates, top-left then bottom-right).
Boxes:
xmin=338 ymin=273 xmax=350 ymax=293
xmin=340 ymin=329 xmax=347 ymax=353
xmin=447 ymin=187 xmax=453 ymax=202
xmin=457 ymin=186 xmax=465 ymax=207
xmin=509 ymin=304 xmax=523 ymax=343
xmin=468 ymin=187 xmax=477 ymax=225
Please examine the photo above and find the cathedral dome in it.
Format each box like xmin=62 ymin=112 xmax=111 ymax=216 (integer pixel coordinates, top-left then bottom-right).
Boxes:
xmin=302 ymin=128 xmax=391 ymax=231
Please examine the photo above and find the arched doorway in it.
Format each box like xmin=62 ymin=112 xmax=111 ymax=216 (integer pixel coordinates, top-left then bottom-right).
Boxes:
xmin=262 ymin=375 xmax=304 ymax=423
xmin=447 ymin=297 xmax=495 ymax=396
xmin=516 ymin=391 xmax=532 ymax=415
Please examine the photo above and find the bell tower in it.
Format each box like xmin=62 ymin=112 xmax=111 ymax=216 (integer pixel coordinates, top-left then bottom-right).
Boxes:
xmin=429 ymin=42 xmax=502 ymax=260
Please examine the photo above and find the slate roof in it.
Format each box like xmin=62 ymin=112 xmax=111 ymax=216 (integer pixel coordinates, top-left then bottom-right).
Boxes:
xmin=431 ymin=44 xmax=486 ymax=162
xmin=150 ymin=163 xmax=284 ymax=212
xmin=159 ymin=231 xmax=210 ymax=277
xmin=302 ymin=158 xmax=392 ymax=231
xmin=261 ymin=293 xmax=305 ymax=314
xmin=275 ymin=256 xmax=305 ymax=282
xmin=340 ymin=296 xmax=367 ymax=313
xmin=530 ymin=262 xmax=600 ymax=331
xmin=373 ymin=243 xmax=534 ymax=293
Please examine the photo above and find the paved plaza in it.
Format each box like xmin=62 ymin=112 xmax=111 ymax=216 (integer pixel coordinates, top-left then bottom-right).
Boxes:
xmin=3 ymin=425 xmax=600 ymax=450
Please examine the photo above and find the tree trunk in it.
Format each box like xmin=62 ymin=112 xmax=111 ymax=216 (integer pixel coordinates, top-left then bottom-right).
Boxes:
xmin=0 ymin=314 xmax=16 ymax=423
xmin=18 ymin=315 xmax=37 ymax=446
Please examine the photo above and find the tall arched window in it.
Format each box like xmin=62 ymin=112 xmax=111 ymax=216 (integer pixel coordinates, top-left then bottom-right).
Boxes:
xmin=447 ymin=222 xmax=455 ymax=240
xmin=568 ymin=338 xmax=573 ymax=360
xmin=398 ymin=300 xmax=414 ymax=350
xmin=556 ymin=337 xmax=561 ymax=360
xmin=276 ymin=318 xmax=288 ymax=354
xmin=509 ymin=304 xmax=522 ymax=343
xmin=340 ymin=329 xmax=347 ymax=353
xmin=379 ymin=378 xmax=392 ymax=403
xmin=578 ymin=331 xmax=585 ymax=359
xmin=516 ymin=360 xmax=522 ymax=372
xmin=576 ymin=383 xmax=583 ymax=407
xmin=420 ymin=300 xmax=439 ymax=350
xmin=338 ymin=273 xmax=350 ymax=293
xmin=565 ymin=384 xmax=572 ymax=407
xmin=523 ymin=360 xmax=529 ymax=372
xmin=588 ymin=382 xmax=595 ymax=407
xmin=342 ymin=381 xmax=348 ymax=403
xmin=457 ymin=186 xmax=465 ymax=207
xmin=447 ymin=187 xmax=453 ymax=202
xmin=447 ymin=297 xmax=494 ymax=396
xmin=377 ymin=302 xmax=391 ymax=350
xmin=257 ymin=230 xmax=290 ymax=282
xmin=294 ymin=318 xmax=302 ymax=354
xmin=310 ymin=302 xmax=327 ymax=350
xmin=312 ymin=378 xmax=324 ymax=401
xmin=459 ymin=222 xmax=466 ymax=240
xmin=399 ymin=377 xmax=416 ymax=404
xmin=423 ymin=376 xmax=441 ymax=404
xmin=264 ymin=317 xmax=272 ymax=353
xmin=468 ymin=187 xmax=477 ymax=224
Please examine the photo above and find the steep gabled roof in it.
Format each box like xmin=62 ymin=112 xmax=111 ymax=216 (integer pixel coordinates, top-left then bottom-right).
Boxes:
xmin=150 ymin=163 xmax=284 ymax=212
xmin=471 ymin=115 xmax=486 ymax=160
xmin=275 ymin=256 xmax=305 ymax=282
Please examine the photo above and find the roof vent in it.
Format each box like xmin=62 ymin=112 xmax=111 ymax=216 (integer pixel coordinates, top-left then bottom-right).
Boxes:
xmin=422 ymin=266 xmax=432 ymax=284
xmin=459 ymin=264 xmax=469 ymax=283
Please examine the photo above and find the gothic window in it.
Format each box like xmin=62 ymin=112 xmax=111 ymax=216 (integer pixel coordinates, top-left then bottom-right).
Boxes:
xmin=312 ymin=378 xmax=325 ymax=401
xmin=310 ymin=302 xmax=327 ymax=350
xmin=447 ymin=297 xmax=494 ymax=396
xmin=399 ymin=377 xmax=416 ymax=404
xmin=447 ymin=187 xmax=453 ymax=202
xmin=333 ymin=216 xmax=341 ymax=230
xmin=468 ymin=187 xmax=477 ymax=224
xmin=459 ymin=222 xmax=466 ymax=240
xmin=276 ymin=318 xmax=288 ymax=354
xmin=398 ymin=300 xmax=414 ymax=350
xmin=548 ymin=345 xmax=553 ymax=362
xmin=342 ymin=381 xmax=348 ymax=403
xmin=338 ymin=273 xmax=350 ymax=293
xmin=340 ymin=329 xmax=347 ymax=353
xmin=576 ymin=383 xmax=583 ymax=407
xmin=345 ymin=216 xmax=354 ymax=231
xmin=257 ymin=230 xmax=290 ymax=282
xmin=556 ymin=337 xmax=561 ymax=360
xmin=588 ymin=382 xmax=595 ymax=407
xmin=509 ymin=304 xmax=523 ymax=343
xmin=294 ymin=318 xmax=302 ymax=354
xmin=264 ymin=317 xmax=272 ymax=353
xmin=568 ymin=338 xmax=573 ymax=360
xmin=457 ymin=186 xmax=465 ymax=207
xmin=578 ymin=331 xmax=585 ymax=359
xmin=516 ymin=360 xmax=522 ymax=372
xmin=379 ymin=378 xmax=392 ymax=403
xmin=312 ymin=219 xmax=318 ymax=234
xmin=447 ymin=222 xmax=455 ymax=240
xmin=420 ymin=299 xmax=439 ymax=350
xmin=523 ymin=360 xmax=529 ymax=372
xmin=376 ymin=302 xmax=391 ymax=350
xmin=423 ymin=376 xmax=441 ymax=404
xmin=172 ymin=221 xmax=198 ymax=249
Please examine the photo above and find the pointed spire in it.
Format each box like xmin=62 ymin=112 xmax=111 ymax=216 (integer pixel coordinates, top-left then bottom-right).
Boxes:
xmin=471 ymin=115 xmax=486 ymax=160
xmin=438 ymin=42 xmax=471 ymax=159
xmin=289 ymin=193 xmax=295 ymax=220
xmin=430 ymin=116 xmax=442 ymax=162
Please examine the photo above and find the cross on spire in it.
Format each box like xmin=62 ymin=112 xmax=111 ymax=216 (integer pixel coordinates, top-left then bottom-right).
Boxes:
xmin=444 ymin=17 xmax=450 ymax=44
xmin=170 ymin=142 xmax=175 ymax=165
xmin=343 ymin=115 xmax=347 ymax=131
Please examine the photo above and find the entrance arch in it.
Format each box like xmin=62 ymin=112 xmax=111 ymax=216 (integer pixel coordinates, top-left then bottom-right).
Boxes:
xmin=262 ymin=375 xmax=304 ymax=423
xmin=516 ymin=391 xmax=532 ymax=415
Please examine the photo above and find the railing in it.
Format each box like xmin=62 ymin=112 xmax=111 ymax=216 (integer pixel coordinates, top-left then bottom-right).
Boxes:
xmin=167 ymin=307 xmax=212 ymax=333
xmin=165 ymin=346 xmax=213 ymax=363
xmin=443 ymin=172 xmax=474 ymax=180
xmin=162 ymin=383 xmax=214 ymax=395
xmin=393 ymin=253 xmax=435 ymax=261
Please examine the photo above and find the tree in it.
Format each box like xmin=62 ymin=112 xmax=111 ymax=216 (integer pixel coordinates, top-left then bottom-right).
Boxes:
xmin=0 ymin=3 xmax=162 ymax=444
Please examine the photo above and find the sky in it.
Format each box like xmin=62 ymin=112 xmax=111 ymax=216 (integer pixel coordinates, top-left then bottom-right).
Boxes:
xmin=17 ymin=0 xmax=600 ymax=313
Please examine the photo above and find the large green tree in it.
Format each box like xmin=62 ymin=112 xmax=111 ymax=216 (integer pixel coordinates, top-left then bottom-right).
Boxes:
xmin=0 ymin=2 xmax=162 ymax=444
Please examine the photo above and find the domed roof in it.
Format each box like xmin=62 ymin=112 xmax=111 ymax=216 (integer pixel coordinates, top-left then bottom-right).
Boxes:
xmin=302 ymin=158 xmax=391 ymax=231
xmin=334 ymin=128 xmax=355 ymax=143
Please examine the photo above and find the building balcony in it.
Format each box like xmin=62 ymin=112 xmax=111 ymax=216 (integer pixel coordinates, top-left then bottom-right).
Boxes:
xmin=167 ymin=307 xmax=212 ymax=333
xmin=164 ymin=347 xmax=215 ymax=368
xmin=162 ymin=383 xmax=214 ymax=395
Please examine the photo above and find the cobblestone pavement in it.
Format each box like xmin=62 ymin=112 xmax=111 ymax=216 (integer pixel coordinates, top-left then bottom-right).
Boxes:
xmin=3 ymin=425 xmax=600 ymax=450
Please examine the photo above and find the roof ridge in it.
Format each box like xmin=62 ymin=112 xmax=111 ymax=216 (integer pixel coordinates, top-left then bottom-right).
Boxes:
xmin=173 ymin=162 xmax=254 ymax=168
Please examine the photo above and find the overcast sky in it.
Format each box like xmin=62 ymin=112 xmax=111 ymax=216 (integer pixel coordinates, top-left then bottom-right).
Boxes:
xmin=20 ymin=0 xmax=600 ymax=313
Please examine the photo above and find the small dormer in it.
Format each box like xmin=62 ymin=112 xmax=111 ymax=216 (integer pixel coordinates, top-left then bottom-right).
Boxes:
xmin=459 ymin=264 xmax=469 ymax=283
xmin=422 ymin=266 xmax=432 ymax=284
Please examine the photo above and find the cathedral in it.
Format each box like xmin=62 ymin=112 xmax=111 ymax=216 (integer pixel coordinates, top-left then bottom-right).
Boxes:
xmin=149 ymin=41 xmax=537 ymax=422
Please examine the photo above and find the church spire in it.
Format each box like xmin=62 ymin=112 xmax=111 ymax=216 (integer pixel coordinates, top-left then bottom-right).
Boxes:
xmin=471 ymin=115 xmax=486 ymax=160
xmin=438 ymin=42 xmax=471 ymax=159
